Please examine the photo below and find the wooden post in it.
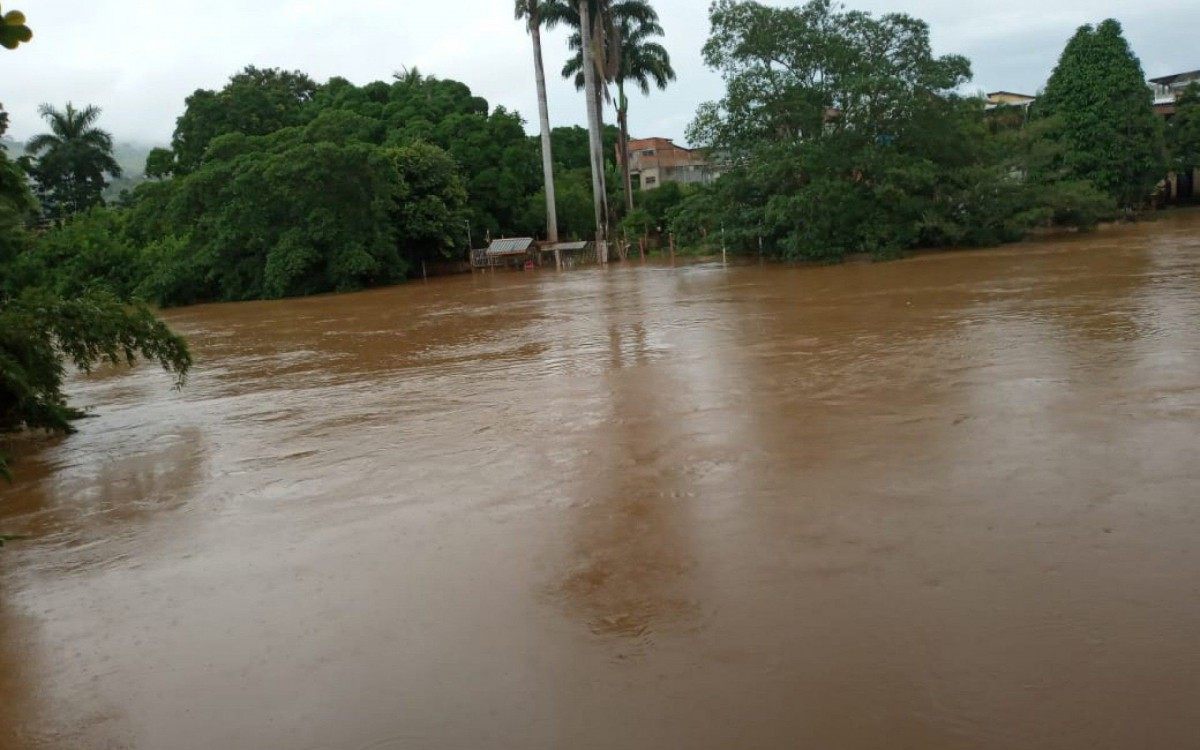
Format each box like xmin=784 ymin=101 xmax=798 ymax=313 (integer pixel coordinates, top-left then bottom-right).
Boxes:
xmin=722 ymin=224 xmax=727 ymax=265
xmin=669 ymin=233 xmax=676 ymax=266
xmin=555 ymin=247 xmax=563 ymax=271
xmin=422 ymin=261 xmax=428 ymax=282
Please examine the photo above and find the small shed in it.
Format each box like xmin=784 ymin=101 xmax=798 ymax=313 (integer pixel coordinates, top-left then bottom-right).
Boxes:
xmin=471 ymin=237 xmax=536 ymax=269
xmin=539 ymin=241 xmax=597 ymax=270
xmin=487 ymin=237 xmax=535 ymax=257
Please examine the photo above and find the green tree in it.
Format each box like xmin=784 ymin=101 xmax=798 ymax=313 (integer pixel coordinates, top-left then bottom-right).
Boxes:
xmin=686 ymin=0 xmax=973 ymax=259
xmin=171 ymin=66 xmax=317 ymax=173
xmin=7 ymin=209 xmax=145 ymax=299
xmin=389 ymin=141 xmax=470 ymax=263
xmin=127 ymin=109 xmax=471 ymax=304
xmin=1035 ymin=20 xmax=1166 ymax=209
xmin=24 ymin=103 xmax=123 ymax=219
xmin=677 ymin=0 xmax=1108 ymax=261
xmin=0 ymin=103 xmax=34 ymax=293
xmin=515 ymin=0 xmax=561 ymax=243
xmin=2 ymin=20 xmax=190 ymax=486
xmin=144 ymin=147 xmax=176 ymax=179
xmin=1167 ymin=83 xmax=1200 ymax=179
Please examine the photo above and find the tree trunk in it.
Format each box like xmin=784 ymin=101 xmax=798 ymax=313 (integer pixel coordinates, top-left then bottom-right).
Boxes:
xmin=617 ymin=84 xmax=634 ymax=212
xmin=579 ymin=0 xmax=608 ymax=258
xmin=529 ymin=22 xmax=559 ymax=244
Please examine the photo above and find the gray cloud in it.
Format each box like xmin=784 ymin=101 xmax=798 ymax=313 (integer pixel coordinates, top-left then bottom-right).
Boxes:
xmin=2 ymin=0 xmax=1196 ymax=146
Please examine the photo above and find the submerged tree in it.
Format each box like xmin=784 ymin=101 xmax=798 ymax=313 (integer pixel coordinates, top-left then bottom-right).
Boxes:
xmin=515 ymin=0 xmax=561 ymax=243
xmin=1035 ymin=20 xmax=1166 ymax=209
xmin=24 ymin=103 xmax=123 ymax=219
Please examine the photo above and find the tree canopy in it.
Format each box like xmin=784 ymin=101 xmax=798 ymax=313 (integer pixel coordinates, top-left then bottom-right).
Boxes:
xmin=674 ymin=0 xmax=1112 ymax=260
xmin=24 ymin=103 xmax=123 ymax=219
xmin=1168 ymin=83 xmax=1200 ymax=176
xmin=170 ymin=66 xmax=318 ymax=175
xmin=2 ymin=16 xmax=191 ymax=485
xmin=1034 ymin=20 xmax=1165 ymax=208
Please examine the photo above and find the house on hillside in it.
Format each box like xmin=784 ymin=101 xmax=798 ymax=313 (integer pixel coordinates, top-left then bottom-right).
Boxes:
xmin=985 ymin=91 xmax=1037 ymax=110
xmin=1150 ymin=69 xmax=1200 ymax=118
xmin=1149 ymin=69 xmax=1199 ymax=203
xmin=623 ymin=137 xmax=722 ymax=192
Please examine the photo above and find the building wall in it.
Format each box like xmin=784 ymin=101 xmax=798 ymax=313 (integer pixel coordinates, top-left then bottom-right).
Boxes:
xmin=625 ymin=137 xmax=722 ymax=191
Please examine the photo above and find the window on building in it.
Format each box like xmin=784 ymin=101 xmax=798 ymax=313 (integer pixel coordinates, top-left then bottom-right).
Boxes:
xmin=645 ymin=177 xmax=657 ymax=187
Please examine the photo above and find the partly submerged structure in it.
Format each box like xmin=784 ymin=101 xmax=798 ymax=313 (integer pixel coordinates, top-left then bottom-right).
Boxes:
xmin=471 ymin=238 xmax=599 ymax=271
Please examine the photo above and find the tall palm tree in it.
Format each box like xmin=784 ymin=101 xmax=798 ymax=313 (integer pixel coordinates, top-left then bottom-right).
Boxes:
xmin=515 ymin=0 xmax=560 ymax=244
xmin=564 ymin=0 xmax=673 ymax=211
xmin=578 ymin=0 xmax=609 ymax=254
xmin=544 ymin=0 xmax=613 ymax=254
xmin=25 ymin=103 xmax=121 ymax=218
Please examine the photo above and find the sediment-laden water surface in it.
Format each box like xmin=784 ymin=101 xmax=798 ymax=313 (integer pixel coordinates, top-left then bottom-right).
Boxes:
xmin=3 ymin=213 xmax=1200 ymax=749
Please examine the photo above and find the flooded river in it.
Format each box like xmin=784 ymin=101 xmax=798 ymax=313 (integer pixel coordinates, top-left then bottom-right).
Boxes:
xmin=3 ymin=213 xmax=1200 ymax=749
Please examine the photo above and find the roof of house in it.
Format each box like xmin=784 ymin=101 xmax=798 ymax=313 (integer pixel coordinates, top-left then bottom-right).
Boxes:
xmin=1149 ymin=70 xmax=1200 ymax=86
xmin=987 ymin=91 xmax=1036 ymax=100
xmin=543 ymin=241 xmax=589 ymax=253
xmin=486 ymin=237 xmax=535 ymax=256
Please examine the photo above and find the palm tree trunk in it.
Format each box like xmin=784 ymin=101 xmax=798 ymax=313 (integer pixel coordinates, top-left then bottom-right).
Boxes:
xmin=617 ymin=84 xmax=634 ymax=212
xmin=579 ymin=0 xmax=608 ymax=258
xmin=529 ymin=22 xmax=559 ymax=244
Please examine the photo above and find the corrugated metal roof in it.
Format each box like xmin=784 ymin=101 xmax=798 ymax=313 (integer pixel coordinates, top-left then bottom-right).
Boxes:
xmin=1149 ymin=70 xmax=1200 ymax=85
xmin=486 ymin=237 xmax=535 ymax=256
xmin=545 ymin=241 xmax=589 ymax=252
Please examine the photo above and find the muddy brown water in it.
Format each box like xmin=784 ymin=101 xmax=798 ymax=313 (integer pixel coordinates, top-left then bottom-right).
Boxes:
xmin=3 ymin=214 xmax=1200 ymax=749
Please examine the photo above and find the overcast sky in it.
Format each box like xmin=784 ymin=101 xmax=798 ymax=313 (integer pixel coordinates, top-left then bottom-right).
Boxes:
xmin=2 ymin=0 xmax=1197 ymax=148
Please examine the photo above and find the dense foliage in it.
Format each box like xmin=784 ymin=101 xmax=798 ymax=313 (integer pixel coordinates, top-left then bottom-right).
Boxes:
xmin=7 ymin=70 xmax=625 ymax=312
xmin=1168 ymin=83 xmax=1200 ymax=178
xmin=670 ymin=0 xmax=1117 ymax=260
xmin=0 ymin=99 xmax=191 ymax=482
xmin=1034 ymin=20 xmax=1166 ymax=209
xmin=23 ymin=103 xmax=123 ymax=219
xmin=98 ymin=69 xmax=629 ymax=306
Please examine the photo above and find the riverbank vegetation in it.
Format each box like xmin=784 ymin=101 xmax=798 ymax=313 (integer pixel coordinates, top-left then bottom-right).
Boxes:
xmin=1 ymin=10 xmax=191 ymax=482
xmin=666 ymin=1 xmax=1160 ymax=260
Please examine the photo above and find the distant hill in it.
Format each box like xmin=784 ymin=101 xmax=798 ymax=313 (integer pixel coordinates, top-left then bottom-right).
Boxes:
xmin=1 ymin=138 xmax=159 ymax=201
